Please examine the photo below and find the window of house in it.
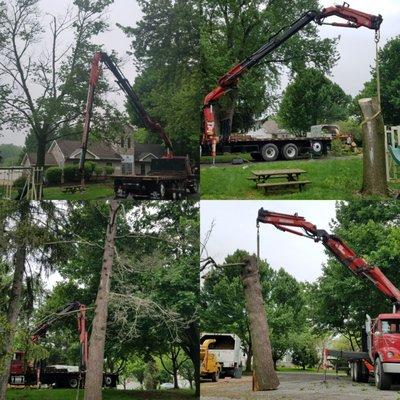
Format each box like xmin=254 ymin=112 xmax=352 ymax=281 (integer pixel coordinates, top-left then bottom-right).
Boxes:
xmin=106 ymin=162 xmax=112 ymax=166
xmin=127 ymin=137 xmax=131 ymax=148
xmin=120 ymin=137 xmax=125 ymax=148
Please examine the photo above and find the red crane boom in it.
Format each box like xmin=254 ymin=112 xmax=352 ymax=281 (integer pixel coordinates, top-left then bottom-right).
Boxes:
xmin=202 ymin=3 xmax=382 ymax=159
xmin=257 ymin=209 xmax=400 ymax=308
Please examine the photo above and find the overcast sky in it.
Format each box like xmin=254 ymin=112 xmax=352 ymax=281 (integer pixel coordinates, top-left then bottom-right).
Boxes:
xmin=200 ymin=200 xmax=337 ymax=282
xmin=1 ymin=0 xmax=399 ymax=146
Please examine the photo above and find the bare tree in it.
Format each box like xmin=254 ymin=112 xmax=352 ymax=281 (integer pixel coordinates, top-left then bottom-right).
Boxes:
xmin=0 ymin=0 xmax=112 ymax=176
xmin=84 ymin=200 xmax=120 ymax=400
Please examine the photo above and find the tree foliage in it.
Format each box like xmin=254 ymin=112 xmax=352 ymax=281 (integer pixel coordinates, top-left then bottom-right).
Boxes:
xmin=119 ymin=0 xmax=202 ymax=160
xmin=278 ymin=68 xmax=351 ymax=134
xmin=352 ymin=35 xmax=400 ymax=125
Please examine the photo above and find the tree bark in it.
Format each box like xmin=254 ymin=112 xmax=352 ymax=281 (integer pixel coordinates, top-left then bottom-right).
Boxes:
xmin=241 ymin=255 xmax=279 ymax=391
xmin=358 ymin=97 xmax=388 ymax=196
xmin=84 ymin=200 xmax=120 ymax=400
xmin=0 ymin=202 xmax=29 ymax=400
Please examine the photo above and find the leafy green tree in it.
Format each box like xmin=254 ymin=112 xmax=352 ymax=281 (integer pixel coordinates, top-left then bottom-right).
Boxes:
xmin=278 ymin=68 xmax=351 ymax=134
xmin=352 ymin=36 xmax=400 ymax=125
xmin=201 ymin=0 xmax=338 ymax=134
xmin=119 ymin=0 xmax=202 ymax=160
xmin=310 ymin=201 xmax=400 ymax=349
xmin=290 ymin=331 xmax=319 ymax=370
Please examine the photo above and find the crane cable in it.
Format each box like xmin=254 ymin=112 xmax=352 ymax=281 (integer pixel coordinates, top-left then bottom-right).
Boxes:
xmin=375 ymin=29 xmax=381 ymax=106
xmin=360 ymin=29 xmax=382 ymax=128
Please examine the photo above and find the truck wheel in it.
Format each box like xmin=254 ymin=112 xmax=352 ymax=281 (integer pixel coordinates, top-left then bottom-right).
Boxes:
xmin=261 ymin=144 xmax=279 ymax=162
xmin=354 ymin=360 xmax=362 ymax=382
xmin=104 ymin=376 xmax=113 ymax=387
xmin=282 ymin=143 xmax=298 ymax=160
xmin=211 ymin=371 xmax=219 ymax=382
xmin=311 ymin=141 xmax=323 ymax=156
xmin=374 ymin=358 xmax=391 ymax=390
xmin=68 ymin=377 xmax=79 ymax=388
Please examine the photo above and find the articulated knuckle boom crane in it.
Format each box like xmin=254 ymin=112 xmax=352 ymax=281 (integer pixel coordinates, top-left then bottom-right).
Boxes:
xmin=257 ymin=208 xmax=400 ymax=390
xmin=9 ymin=301 xmax=117 ymax=388
xmin=79 ymin=51 xmax=174 ymax=176
xmin=31 ymin=301 xmax=89 ymax=372
xmin=201 ymin=4 xmax=383 ymax=160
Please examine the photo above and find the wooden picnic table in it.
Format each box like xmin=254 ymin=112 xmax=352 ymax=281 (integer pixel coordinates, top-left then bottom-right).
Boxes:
xmin=61 ymin=185 xmax=85 ymax=194
xmin=250 ymin=168 xmax=307 ymax=183
xmin=247 ymin=168 xmax=310 ymax=194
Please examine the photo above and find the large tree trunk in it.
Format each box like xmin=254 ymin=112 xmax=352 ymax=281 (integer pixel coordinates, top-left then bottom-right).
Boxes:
xmin=241 ymin=255 xmax=279 ymax=391
xmin=0 ymin=202 xmax=29 ymax=400
xmin=84 ymin=201 xmax=120 ymax=400
xmin=358 ymin=97 xmax=388 ymax=196
xmin=181 ymin=321 xmax=199 ymax=398
xmin=35 ymin=135 xmax=47 ymax=199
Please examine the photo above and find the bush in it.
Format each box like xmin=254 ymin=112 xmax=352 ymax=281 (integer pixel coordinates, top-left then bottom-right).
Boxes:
xmin=84 ymin=161 xmax=96 ymax=176
xmin=13 ymin=176 xmax=27 ymax=188
xmin=46 ymin=167 xmax=62 ymax=185
xmin=104 ymin=165 xmax=114 ymax=175
xmin=94 ymin=165 xmax=104 ymax=177
xmin=63 ymin=164 xmax=79 ymax=182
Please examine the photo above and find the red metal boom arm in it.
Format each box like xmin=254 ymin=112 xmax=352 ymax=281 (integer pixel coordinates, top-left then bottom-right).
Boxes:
xmin=257 ymin=209 xmax=400 ymax=306
xmin=202 ymin=4 xmax=382 ymax=158
xmin=79 ymin=52 xmax=174 ymax=174
xmin=31 ymin=301 xmax=89 ymax=371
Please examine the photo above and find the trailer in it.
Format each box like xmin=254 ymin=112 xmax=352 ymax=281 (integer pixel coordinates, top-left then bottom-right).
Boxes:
xmin=200 ymin=333 xmax=244 ymax=378
xmin=204 ymin=134 xmax=331 ymax=161
xmin=114 ymin=157 xmax=198 ymax=199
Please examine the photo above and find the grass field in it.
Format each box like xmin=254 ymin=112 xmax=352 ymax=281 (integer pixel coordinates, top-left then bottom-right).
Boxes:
xmin=43 ymin=183 xmax=114 ymax=200
xmin=0 ymin=182 xmax=114 ymax=200
xmin=200 ymin=156 xmax=400 ymax=200
xmin=6 ymin=389 xmax=195 ymax=400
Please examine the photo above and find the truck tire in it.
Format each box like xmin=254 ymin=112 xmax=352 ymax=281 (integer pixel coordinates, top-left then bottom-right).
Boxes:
xmin=211 ymin=371 xmax=219 ymax=382
xmin=282 ymin=143 xmax=298 ymax=160
xmin=104 ymin=376 xmax=113 ymax=387
xmin=68 ymin=377 xmax=79 ymax=388
xmin=261 ymin=144 xmax=279 ymax=162
xmin=311 ymin=141 xmax=323 ymax=156
xmin=350 ymin=362 xmax=355 ymax=381
xmin=374 ymin=358 xmax=391 ymax=390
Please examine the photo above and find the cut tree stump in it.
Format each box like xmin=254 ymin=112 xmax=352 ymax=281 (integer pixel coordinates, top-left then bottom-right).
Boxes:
xmin=241 ymin=255 xmax=279 ymax=391
xmin=358 ymin=97 xmax=388 ymax=196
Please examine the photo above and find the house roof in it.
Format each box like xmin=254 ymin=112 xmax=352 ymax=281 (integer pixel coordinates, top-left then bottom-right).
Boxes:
xmin=24 ymin=153 xmax=57 ymax=166
xmin=57 ymin=140 xmax=121 ymax=161
xmin=134 ymin=143 xmax=164 ymax=160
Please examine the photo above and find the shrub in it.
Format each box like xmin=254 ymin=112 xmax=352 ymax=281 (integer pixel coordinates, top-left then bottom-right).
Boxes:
xmin=13 ymin=176 xmax=27 ymax=188
xmin=104 ymin=165 xmax=114 ymax=175
xmin=94 ymin=165 xmax=104 ymax=177
xmin=63 ymin=164 xmax=79 ymax=182
xmin=84 ymin=161 xmax=96 ymax=175
xmin=46 ymin=167 xmax=62 ymax=185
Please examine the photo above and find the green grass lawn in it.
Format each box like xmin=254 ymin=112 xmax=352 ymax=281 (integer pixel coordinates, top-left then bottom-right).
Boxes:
xmin=6 ymin=389 xmax=195 ymax=400
xmin=0 ymin=182 xmax=114 ymax=200
xmin=43 ymin=183 xmax=114 ymax=200
xmin=201 ymin=156 xmax=400 ymax=200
